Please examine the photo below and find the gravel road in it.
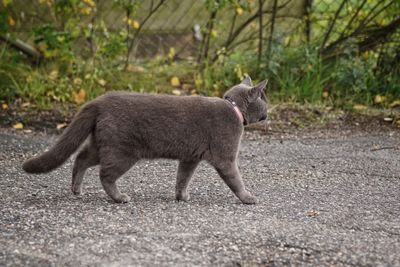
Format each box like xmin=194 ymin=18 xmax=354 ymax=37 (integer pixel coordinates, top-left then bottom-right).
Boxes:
xmin=1 ymin=127 xmax=399 ymax=266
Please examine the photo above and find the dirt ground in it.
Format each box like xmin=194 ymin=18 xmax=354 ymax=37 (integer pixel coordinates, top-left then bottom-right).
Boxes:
xmin=1 ymin=115 xmax=399 ymax=266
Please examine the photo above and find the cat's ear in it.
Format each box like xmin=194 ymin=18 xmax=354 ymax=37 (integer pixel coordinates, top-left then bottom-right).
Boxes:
xmin=241 ymin=74 xmax=253 ymax=86
xmin=248 ymin=79 xmax=268 ymax=102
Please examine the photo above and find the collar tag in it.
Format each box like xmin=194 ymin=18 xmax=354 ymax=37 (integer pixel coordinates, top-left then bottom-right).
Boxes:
xmin=226 ymin=100 xmax=244 ymax=124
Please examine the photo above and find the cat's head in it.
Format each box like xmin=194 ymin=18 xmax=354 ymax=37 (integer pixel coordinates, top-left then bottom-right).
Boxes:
xmin=223 ymin=75 xmax=268 ymax=125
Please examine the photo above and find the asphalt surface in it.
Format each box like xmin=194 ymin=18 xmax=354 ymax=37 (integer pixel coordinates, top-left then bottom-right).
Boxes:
xmin=0 ymin=127 xmax=399 ymax=266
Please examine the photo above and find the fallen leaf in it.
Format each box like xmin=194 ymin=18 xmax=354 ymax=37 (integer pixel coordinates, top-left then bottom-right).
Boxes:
xmin=374 ymin=95 xmax=385 ymax=104
xmin=8 ymin=15 xmax=15 ymax=26
xmin=126 ymin=64 xmax=145 ymax=73
xmin=322 ymin=91 xmax=329 ymax=98
xmin=56 ymin=123 xmax=67 ymax=129
xmin=306 ymin=210 xmax=319 ymax=217
xmin=353 ymin=104 xmax=367 ymax=111
xmin=168 ymin=47 xmax=176 ymax=61
xmin=49 ymin=70 xmax=58 ymax=80
xmin=21 ymin=102 xmax=30 ymax=108
xmin=383 ymin=117 xmax=393 ymax=122
xmin=372 ymin=144 xmax=380 ymax=150
xmin=72 ymin=89 xmax=86 ymax=104
xmin=170 ymin=76 xmax=180 ymax=87
xmin=172 ymin=89 xmax=181 ymax=96
xmin=390 ymin=100 xmax=400 ymax=108
xmin=23 ymin=129 xmax=32 ymax=133
xmin=98 ymin=79 xmax=107 ymax=86
xmin=73 ymin=78 xmax=82 ymax=85
xmin=2 ymin=103 xmax=8 ymax=110
xmin=12 ymin=122 xmax=23 ymax=129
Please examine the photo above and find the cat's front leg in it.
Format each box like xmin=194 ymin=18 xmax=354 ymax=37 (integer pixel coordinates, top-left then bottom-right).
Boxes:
xmin=175 ymin=161 xmax=200 ymax=201
xmin=213 ymin=160 xmax=257 ymax=205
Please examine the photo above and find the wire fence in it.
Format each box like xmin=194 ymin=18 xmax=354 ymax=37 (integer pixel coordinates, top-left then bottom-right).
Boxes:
xmin=2 ymin=0 xmax=400 ymax=62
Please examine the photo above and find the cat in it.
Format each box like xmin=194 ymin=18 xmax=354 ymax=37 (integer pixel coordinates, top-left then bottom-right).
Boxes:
xmin=22 ymin=75 xmax=268 ymax=204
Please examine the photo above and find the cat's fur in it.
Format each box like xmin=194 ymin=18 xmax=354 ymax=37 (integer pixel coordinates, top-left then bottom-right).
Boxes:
xmin=22 ymin=76 xmax=268 ymax=204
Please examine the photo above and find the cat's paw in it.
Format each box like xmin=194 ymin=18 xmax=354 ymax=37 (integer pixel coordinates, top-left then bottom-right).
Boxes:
xmin=71 ymin=184 xmax=81 ymax=195
xmin=239 ymin=192 xmax=258 ymax=205
xmin=114 ymin=194 xmax=131 ymax=203
xmin=176 ymin=192 xmax=190 ymax=202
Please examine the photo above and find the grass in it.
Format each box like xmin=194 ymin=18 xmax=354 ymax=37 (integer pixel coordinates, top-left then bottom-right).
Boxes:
xmin=1 ymin=43 xmax=399 ymax=113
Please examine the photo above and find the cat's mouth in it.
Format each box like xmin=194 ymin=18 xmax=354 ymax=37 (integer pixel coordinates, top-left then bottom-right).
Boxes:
xmin=259 ymin=115 xmax=267 ymax=122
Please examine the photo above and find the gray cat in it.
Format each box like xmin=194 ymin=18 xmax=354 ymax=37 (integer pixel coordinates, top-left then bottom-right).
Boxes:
xmin=22 ymin=76 xmax=268 ymax=204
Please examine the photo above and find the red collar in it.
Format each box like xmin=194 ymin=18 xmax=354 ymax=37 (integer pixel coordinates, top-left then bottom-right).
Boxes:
xmin=226 ymin=99 xmax=244 ymax=124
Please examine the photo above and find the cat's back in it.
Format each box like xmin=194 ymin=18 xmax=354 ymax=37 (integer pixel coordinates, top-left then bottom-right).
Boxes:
xmin=96 ymin=91 xmax=225 ymax=114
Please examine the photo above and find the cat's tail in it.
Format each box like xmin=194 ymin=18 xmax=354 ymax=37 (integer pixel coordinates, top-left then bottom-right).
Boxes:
xmin=22 ymin=102 xmax=98 ymax=173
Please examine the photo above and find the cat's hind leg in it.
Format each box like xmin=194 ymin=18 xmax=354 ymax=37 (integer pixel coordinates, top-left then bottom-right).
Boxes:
xmin=72 ymin=141 xmax=99 ymax=195
xmin=176 ymin=161 xmax=199 ymax=201
xmin=212 ymin=160 xmax=257 ymax=205
xmin=99 ymin=150 xmax=136 ymax=203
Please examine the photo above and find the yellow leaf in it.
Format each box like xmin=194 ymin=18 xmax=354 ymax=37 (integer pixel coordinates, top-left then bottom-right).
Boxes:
xmin=56 ymin=123 xmax=67 ymax=129
xmin=2 ymin=103 xmax=8 ymax=110
xmin=49 ymin=70 xmax=58 ymax=80
xmin=126 ymin=64 xmax=145 ymax=73
xmin=353 ymin=104 xmax=367 ymax=111
xmin=168 ymin=47 xmax=176 ymax=60
xmin=172 ymin=89 xmax=181 ymax=96
xmin=73 ymin=77 xmax=82 ymax=85
xmin=80 ymin=7 xmax=92 ymax=15
xmin=98 ymin=79 xmax=107 ymax=86
xmin=235 ymin=7 xmax=243 ymax=15
xmin=8 ymin=15 xmax=15 ymax=26
xmin=374 ymin=95 xmax=385 ymax=104
xmin=2 ymin=0 xmax=12 ymax=7
xmin=72 ymin=89 xmax=86 ymax=104
xmin=38 ymin=42 xmax=48 ymax=52
xmin=389 ymin=100 xmax=400 ymax=108
xmin=284 ymin=36 xmax=290 ymax=46
xmin=83 ymin=0 xmax=95 ymax=7
xmin=12 ymin=122 xmax=23 ymax=129
xmin=132 ymin=20 xmax=140 ymax=29
xmin=211 ymin=30 xmax=218 ymax=38
xmin=170 ymin=76 xmax=180 ymax=87
xmin=127 ymin=19 xmax=140 ymax=29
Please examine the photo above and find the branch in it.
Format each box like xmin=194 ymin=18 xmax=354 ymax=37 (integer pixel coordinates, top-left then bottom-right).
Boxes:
xmin=337 ymin=0 xmax=368 ymax=40
xmin=258 ymin=0 xmax=265 ymax=65
xmin=0 ymin=35 xmax=43 ymax=63
xmin=320 ymin=0 xmax=348 ymax=51
xmin=358 ymin=16 xmax=400 ymax=52
xmin=126 ymin=0 xmax=166 ymax=64
xmin=322 ymin=1 xmax=396 ymax=56
xmin=266 ymin=0 xmax=278 ymax=59
xmin=211 ymin=0 xmax=292 ymax=62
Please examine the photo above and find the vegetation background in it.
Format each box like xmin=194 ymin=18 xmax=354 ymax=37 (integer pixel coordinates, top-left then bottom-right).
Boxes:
xmin=1 ymin=0 xmax=399 ymax=128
